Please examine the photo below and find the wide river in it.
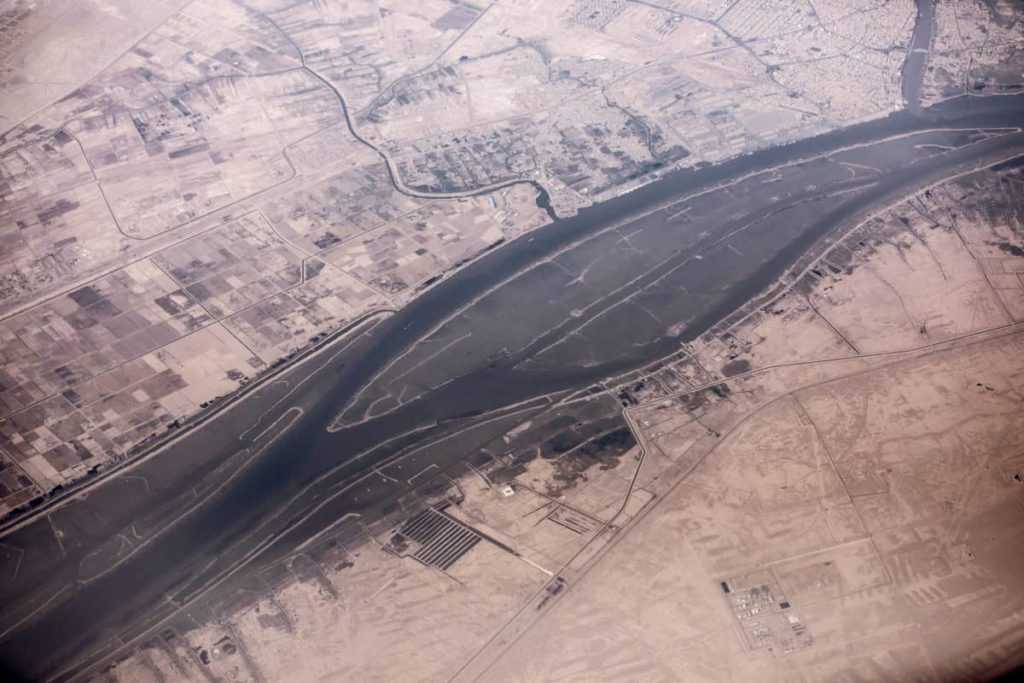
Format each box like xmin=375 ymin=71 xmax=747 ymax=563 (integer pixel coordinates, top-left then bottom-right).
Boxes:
xmin=2 ymin=93 xmax=1024 ymax=682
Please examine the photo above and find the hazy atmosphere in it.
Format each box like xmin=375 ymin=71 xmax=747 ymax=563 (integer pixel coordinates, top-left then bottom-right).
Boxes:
xmin=1 ymin=1 xmax=1023 ymax=681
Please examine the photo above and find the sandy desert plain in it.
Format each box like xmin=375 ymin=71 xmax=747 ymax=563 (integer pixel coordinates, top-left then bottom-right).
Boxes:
xmin=1 ymin=0 xmax=1024 ymax=682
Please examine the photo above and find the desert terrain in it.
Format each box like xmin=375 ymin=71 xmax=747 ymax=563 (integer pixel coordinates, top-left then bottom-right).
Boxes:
xmin=97 ymin=129 xmax=1024 ymax=683
xmin=0 ymin=1 xmax=1022 ymax=682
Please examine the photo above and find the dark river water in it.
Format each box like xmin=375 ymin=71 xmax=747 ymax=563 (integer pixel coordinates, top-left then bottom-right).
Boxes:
xmin=902 ymin=0 xmax=936 ymax=113
xmin=2 ymin=93 xmax=1024 ymax=682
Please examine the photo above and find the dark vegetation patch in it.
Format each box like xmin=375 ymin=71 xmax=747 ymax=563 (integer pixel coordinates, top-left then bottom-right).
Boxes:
xmin=68 ymin=285 xmax=102 ymax=307
xmin=721 ymin=358 xmax=751 ymax=377
xmin=256 ymin=611 xmax=292 ymax=632
xmin=710 ymin=383 xmax=730 ymax=398
xmin=487 ymin=449 xmax=536 ymax=484
xmin=544 ymin=426 xmax=636 ymax=497
xmin=483 ymin=398 xmax=633 ymax=496
xmin=385 ymin=532 xmax=409 ymax=555
xmin=313 ymin=232 xmax=340 ymax=249
xmin=540 ymin=415 xmax=624 ymax=459
xmin=673 ymin=381 xmax=735 ymax=415
xmin=993 ymin=241 xmax=1024 ymax=257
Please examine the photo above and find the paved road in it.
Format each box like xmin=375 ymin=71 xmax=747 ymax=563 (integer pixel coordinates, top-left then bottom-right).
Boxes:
xmin=1 ymin=93 xmax=1023 ymax=681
